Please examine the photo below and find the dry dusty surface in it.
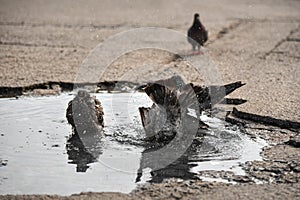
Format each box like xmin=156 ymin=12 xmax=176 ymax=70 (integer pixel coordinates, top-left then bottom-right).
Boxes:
xmin=0 ymin=0 xmax=300 ymax=199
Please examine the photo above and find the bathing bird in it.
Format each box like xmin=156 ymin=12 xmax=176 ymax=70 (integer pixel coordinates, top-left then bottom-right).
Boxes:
xmin=187 ymin=13 xmax=208 ymax=52
xmin=139 ymin=76 xmax=245 ymax=144
xmin=136 ymin=77 xmax=245 ymax=183
xmin=66 ymin=90 xmax=104 ymax=135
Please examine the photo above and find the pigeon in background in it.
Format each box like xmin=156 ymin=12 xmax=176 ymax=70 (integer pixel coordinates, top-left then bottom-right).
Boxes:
xmin=188 ymin=13 xmax=208 ymax=53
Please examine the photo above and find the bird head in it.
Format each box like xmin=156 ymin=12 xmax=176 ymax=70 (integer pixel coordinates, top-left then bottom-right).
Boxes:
xmin=194 ymin=13 xmax=199 ymax=19
xmin=77 ymin=90 xmax=90 ymax=98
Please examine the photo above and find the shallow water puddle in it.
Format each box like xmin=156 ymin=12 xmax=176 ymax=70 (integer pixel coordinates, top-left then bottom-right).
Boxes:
xmin=0 ymin=92 xmax=266 ymax=195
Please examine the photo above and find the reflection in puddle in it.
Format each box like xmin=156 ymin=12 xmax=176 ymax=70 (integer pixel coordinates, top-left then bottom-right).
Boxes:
xmin=0 ymin=92 xmax=266 ymax=195
xmin=66 ymin=133 xmax=102 ymax=172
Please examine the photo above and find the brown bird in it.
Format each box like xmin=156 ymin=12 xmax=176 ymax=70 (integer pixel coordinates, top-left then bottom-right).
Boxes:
xmin=139 ymin=76 xmax=245 ymax=144
xmin=187 ymin=13 xmax=208 ymax=52
xmin=66 ymin=90 xmax=104 ymax=136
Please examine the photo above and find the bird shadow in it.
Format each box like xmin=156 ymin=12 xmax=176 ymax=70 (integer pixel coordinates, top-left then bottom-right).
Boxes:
xmin=135 ymin=141 xmax=201 ymax=183
xmin=173 ymin=50 xmax=205 ymax=60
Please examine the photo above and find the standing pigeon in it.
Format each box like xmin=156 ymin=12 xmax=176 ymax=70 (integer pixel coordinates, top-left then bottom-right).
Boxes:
xmin=187 ymin=13 xmax=208 ymax=52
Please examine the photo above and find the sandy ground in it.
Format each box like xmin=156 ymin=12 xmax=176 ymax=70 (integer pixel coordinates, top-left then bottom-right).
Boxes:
xmin=0 ymin=0 xmax=300 ymax=199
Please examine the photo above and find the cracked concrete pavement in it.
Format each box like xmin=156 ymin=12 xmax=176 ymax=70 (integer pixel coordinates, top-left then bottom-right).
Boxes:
xmin=0 ymin=0 xmax=300 ymax=199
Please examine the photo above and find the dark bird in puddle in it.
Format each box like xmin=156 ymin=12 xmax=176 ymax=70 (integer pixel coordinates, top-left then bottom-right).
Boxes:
xmin=139 ymin=76 xmax=204 ymax=146
xmin=188 ymin=13 xmax=208 ymax=53
xmin=66 ymin=90 xmax=104 ymax=172
xmin=66 ymin=90 xmax=104 ymax=136
xmin=136 ymin=76 xmax=245 ymax=182
xmin=66 ymin=90 xmax=104 ymax=148
xmin=139 ymin=76 xmax=245 ymax=146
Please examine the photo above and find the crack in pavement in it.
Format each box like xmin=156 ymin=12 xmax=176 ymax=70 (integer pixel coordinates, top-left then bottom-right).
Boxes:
xmin=263 ymin=26 xmax=300 ymax=59
xmin=0 ymin=21 xmax=138 ymax=30
xmin=0 ymin=41 xmax=85 ymax=49
xmin=206 ymin=19 xmax=243 ymax=45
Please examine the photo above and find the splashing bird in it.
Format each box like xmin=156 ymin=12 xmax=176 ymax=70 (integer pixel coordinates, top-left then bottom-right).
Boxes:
xmin=139 ymin=76 xmax=245 ymax=144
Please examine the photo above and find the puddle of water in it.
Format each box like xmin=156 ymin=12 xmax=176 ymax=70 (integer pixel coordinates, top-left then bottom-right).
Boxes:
xmin=0 ymin=92 xmax=266 ymax=195
xmin=190 ymin=116 xmax=267 ymax=176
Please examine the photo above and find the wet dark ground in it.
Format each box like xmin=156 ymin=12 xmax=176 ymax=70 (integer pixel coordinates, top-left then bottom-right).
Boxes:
xmin=0 ymin=92 xmax=267 ymax=195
